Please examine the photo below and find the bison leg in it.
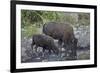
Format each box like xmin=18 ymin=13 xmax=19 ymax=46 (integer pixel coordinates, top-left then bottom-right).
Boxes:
xmin=31 ymin=42 xmax=38 ymax=53
xmin=64 ymin=44 xmax=69 ymax=56
xmin=58 ymin=39 xmax=63 ymax=49
xmin=49 ymin=49 xmax=52 ymax=54
xmin=34 ymin=45 xmax=38 ymax=53
xmin=70 ymin=38 xmax=77 ymax=60
xmin=71 ymin=49 xmax=77 ymax=60
xmin=31 ymin=41 xmax=35 ymax=54
xmin=31 ymin=43 xmax=34 ymax=51
xmin=64 ymin=43 xmax=77 ymax=60
xmin=42 ymin=47 xmax=46 ymax=58
xmin=31 ymin=42 xmax=39 ymax=57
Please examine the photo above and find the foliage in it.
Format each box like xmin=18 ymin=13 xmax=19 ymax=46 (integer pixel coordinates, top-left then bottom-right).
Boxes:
xmin=78 ymin=13 xmax=90 ymax=26
xmin=21 ymin=10 xmax=90 ymax=38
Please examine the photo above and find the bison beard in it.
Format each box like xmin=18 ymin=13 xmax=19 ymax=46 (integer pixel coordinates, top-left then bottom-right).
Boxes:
xmin=31 ymin=34 xmax=59 ymax=56
xmin=43 ymin=22 xmax=78 ymax=60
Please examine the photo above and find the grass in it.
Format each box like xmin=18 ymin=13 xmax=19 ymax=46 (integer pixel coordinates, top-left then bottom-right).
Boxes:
xmin=21 ymin=25 xmax=42 ymax=38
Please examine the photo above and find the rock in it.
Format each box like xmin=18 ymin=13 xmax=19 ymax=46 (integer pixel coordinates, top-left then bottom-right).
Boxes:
xmin=74 ymin=26 xmax=90 ymax=47
xmin=21 ymin=25 xmax=90 ymax=62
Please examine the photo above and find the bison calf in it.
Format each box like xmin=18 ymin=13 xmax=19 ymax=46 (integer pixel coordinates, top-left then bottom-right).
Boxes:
xmin=31 ymin=34 xmax=59 ymax=55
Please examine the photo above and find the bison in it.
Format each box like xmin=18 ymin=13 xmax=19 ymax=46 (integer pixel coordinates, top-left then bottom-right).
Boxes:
xmin=31 ymin=34 xmax=59 ymax=55
xmin=43 ymin=22 xmax=78 ymax=60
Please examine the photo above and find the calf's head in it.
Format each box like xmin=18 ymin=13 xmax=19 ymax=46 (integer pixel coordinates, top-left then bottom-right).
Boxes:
xmin=52 ymin=45 xmax=60 ymax=55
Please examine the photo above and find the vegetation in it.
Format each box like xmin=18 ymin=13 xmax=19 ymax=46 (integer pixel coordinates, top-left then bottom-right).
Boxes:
xmin=21 ymin=10 xmax=90 ymax=38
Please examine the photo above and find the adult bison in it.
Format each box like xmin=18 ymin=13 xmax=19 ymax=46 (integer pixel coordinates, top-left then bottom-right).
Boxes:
xmin=31 ymin=34 xmax=59 ymax=55
xmin=43 ymin=22 xmax=78 ymax=60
